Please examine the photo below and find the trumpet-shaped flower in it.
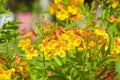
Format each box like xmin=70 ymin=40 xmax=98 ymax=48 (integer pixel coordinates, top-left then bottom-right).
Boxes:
xmin=94 ymin=29 xmax=109 ymax=39
xmin=18 ymin=39 xmax=31 ymax=51
xmin=25 ymin=49 xmax=38 ymax=60
xmin=88 ymin=41 xmax=95 ymax=49
xmin=56 ymin=9 xmax=69 ymax=20
xmin=108 ymin=16 xmax=116 ymax=23
xmin=18 ymin=39 xmax=38 ymax=60
xmin=67 ymin=5 xmax=79 ymax=15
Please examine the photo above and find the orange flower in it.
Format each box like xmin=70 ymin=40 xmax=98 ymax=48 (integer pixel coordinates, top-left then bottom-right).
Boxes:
xmin=50 ymin=3 xmax=57 ymax=14
xmin=20 ymin=28 xmax=37 ymax=38
xmin=69 ymin=13 xmax=82 ymax=21
xmin=48 ymin=71 xmax=54 ymax=76
xmin=108 ymin=16 xmax=116 ymax=23
xmin=14 ymin=54 xmax=21 ymax=64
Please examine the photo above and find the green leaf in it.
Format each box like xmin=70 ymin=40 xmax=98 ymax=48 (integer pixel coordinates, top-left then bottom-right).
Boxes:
xmin=106 ymin=31 xmax=114 ymax=55
xmin=99 ymin=43 xmax=106 ymax=57
xmin=115 ymin=62 xmax=120 ymax=79
xmin=47 ymin=65 xmax=66 ymax=79
xmin=47 ymin=76 xmax=64 ymax=80
xmin=98 ymin=56 xmax=116 ymax=66
xmin=53 ymin=56 xmax=62 ymax=66
xmin=0 ymin=0 xmax=8 ymax=14
xmin=0 ymin=21 xmax=20 ymax=43
xmin=34 ymin=23 xmax=43 ymax=39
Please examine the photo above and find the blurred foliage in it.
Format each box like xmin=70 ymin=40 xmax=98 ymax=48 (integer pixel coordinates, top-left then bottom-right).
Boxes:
xmin=7 ymin=0 xmax=39 ymax=13
xmin=0 ymin=21 xmax=20 ymax=43
xmin=0 ymin=0 xmax=8 ymax=14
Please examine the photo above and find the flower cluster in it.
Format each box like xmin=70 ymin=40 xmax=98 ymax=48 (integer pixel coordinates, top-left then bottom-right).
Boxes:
xmin=18 ymin=39 xmax=38 ymax=60
xmin=39 ymin=26 xmax=120 ymax=60
xmin=111 ymin=37 xmax=120 ymax=56
xmin=50 ymin=0 xmax=84 ymax=20
xmin=39 ymin=27 xmax=84 ymax=59
xmin=14 ymin=61 xmax=30 ymax=79
xmin=108 ymin=16 xmax=120 ymax=23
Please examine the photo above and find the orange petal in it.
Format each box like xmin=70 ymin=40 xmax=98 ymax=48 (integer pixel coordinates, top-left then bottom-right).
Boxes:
xmin=55 ymin=30 xmax=60 ymax=38
xmin=20 ymin=32 xmax=33 ymax=38
xmin=14 ymin=54 xmax=21 ymax=64
xmin=30 ymin=28 xmax=37 ymax=37
xmin=59 ymin=26 xmax=66 ymax=33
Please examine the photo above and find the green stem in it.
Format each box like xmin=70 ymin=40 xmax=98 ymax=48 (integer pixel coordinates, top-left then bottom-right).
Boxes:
xmin=43 ymin=52 xmax=46 ymax=74
xmin=83 ymin=58 xmax=86 ymax=74
xmin=6 ymin=40 xmax=9 ymax=54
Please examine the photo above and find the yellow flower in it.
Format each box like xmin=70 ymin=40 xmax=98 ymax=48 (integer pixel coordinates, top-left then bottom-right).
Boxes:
xmin=67 ymin=5 xmax=79 ymax=15
xmin=0 ymin=67 xmax=14 ymax=80
xmin=50 ymin=7 xmax=55 ymax=14
xmin=39 ymin=44 xmax=44 ymax=52
xmin=44 ymin=52 xmax=52 ymax=60
xmin=18 ymin=39 xmax=31 ymax=51
xmin=77 ymin=41 xmax=86 ymax=52
xmin=66 ymin=41 xmax=74 ymax=51
xmin=113 ymin=45 xmax=120 ymax=54
xmin=114 ymin=37 xmax=120 ymax=45
xmin=86 ymin=52 xmax=90 ymax=58
xmin=112 ymin=1 xmax=118 ymax=8
xmin=19 ymin=66 xmax=23 ymax=74
xmin=18 ymin=39 xmax=38 ymax=60
xmin=115 ymin=18 xmax=120 ymax=23
xmin=50 ymin=3 xmax=57 ymax=14
xmin=18 ymin=40 xmax=24 ymax=47
xmin=94 ymin=29 xmax=109 ymax=39
xmin=111 ymin=37 xmax=120 ymax=54
xmin=25 ymin=49 xmax=38 ymax=60
xmin=73 ymin=36 xmax=82 ymax=46
xmin=77 ymin=13 xmax=82 ymax=21
xmin=77 ymin=47 xmax=84 ymax=52
xmin=56 ymin=9 xmax=69 ymax=20
xmin=57 ymin=50 xmax=66 ymax=57
xmin=54 ymin=0 xmax=62 ymax=4
xmin=88 ymin=41 xmax=95 ymax=49
xmin=61 ymin=34 xmax=70 ymax=41
xmin=108 ymin=16 xmax=120 ymax=23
